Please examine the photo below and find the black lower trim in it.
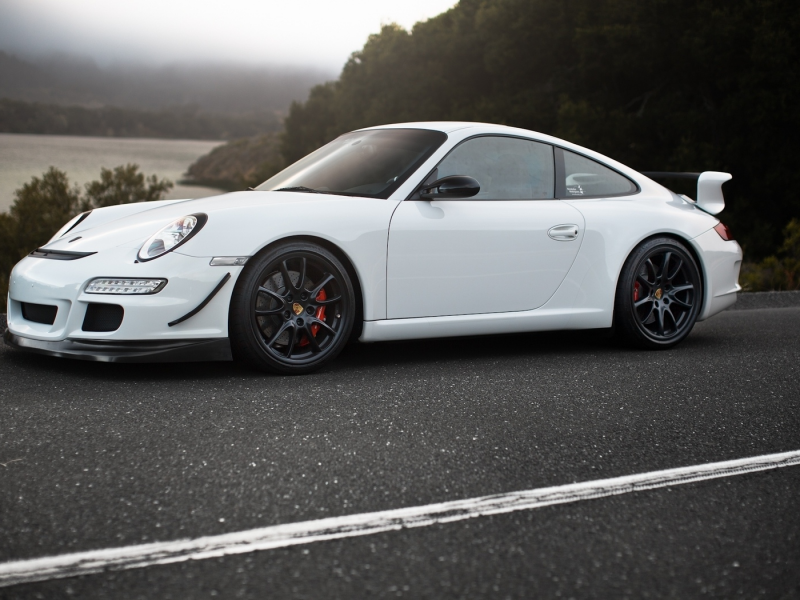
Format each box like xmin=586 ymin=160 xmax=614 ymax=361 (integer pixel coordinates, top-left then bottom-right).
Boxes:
xmin=4 ymin=330 xmax=232 ymax=363
xmin=641 ymin=172 xmax=701 ymax=180
xmin=29 ymin=248 xmax=96 ymax=260
xmin=168 ymin=272 xmax=231 ymax=327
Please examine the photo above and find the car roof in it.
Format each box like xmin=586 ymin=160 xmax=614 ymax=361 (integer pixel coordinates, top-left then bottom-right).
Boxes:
xmin=358 ymin=121 xmax=572 ymax=149
xmin=358 ymin=121 xmax=503 ymax=134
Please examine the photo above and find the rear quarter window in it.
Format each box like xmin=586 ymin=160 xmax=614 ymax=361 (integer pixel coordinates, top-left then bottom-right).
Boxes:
xmin=556 ymin=148 xmax=638 ymax=198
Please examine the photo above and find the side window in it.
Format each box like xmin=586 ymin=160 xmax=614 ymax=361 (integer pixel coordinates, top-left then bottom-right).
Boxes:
xmin=558 ymin=149 xmax=637 ymax=197
xmin=429 ymin=136 xmax=555 ymax=200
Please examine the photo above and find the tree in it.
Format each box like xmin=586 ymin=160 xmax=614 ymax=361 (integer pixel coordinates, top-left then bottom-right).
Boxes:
xmin=83 ymin=164 xmax=172 ymax=209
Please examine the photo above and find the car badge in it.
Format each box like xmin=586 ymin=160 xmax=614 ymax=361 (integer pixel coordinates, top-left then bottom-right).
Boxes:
xmin=292 ymin=302 xmax=304 ymax=315
xmin=655 ymin=288 xmax=663 ymax=300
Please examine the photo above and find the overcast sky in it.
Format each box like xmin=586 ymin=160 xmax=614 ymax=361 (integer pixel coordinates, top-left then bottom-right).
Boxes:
xmin=0 ymin=0 xmax=458 ymax=71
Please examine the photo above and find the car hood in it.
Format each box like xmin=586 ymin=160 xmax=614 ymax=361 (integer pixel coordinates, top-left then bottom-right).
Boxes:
xmin=39 ymin=190 xmax=390 ymax=257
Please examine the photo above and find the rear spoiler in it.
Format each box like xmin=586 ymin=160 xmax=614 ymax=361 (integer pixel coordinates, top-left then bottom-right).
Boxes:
xmin=641 ymin=171 xmax=732 ymax=215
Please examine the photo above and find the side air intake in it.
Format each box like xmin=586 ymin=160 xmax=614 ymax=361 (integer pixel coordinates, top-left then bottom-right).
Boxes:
xmin=82 ymin=304 xmax=124 ymax=332
xmin=21 ymin=303 xmax=58 ymax=325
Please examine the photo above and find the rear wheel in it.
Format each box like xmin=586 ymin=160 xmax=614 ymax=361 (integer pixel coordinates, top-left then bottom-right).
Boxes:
xmin=615 ymin=237 xmax=702 ymax=349
xmin=229 ymin=241 xmax=355 ymax=374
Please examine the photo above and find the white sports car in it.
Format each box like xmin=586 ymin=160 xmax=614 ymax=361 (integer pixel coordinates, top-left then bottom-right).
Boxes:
xmin=4 ymin=122 xmax=742 ymax=374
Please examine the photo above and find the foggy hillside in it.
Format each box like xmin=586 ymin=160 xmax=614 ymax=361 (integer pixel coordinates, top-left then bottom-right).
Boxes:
xmin=0 ymin=51 xmax=333 ymax=116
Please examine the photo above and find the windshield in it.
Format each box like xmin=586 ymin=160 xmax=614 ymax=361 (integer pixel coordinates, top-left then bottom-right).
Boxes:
xmin=255 ymin=129 xmax=447 ymax=199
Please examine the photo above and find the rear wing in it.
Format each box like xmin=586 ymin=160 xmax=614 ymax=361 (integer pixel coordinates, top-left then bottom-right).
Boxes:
xmin=641 ymin=171 xmax=732 ymax=215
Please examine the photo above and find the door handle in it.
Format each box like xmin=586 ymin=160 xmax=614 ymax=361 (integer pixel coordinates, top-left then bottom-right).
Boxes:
xmin=548 ymin=224 xmax=580 ymax=241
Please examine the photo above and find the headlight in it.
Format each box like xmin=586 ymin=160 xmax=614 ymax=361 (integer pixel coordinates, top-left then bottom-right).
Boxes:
xmin=137 ymin=213 xmax=207 ymax=262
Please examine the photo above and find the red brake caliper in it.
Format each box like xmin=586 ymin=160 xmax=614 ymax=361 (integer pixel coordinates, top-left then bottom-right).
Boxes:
xmin=312 ymin=289 xmax=327 ymax=335
xmin=633 ymin=281 xmax=640 ymax=302
xmin=298 ymin=288 xmax=327 ymax=346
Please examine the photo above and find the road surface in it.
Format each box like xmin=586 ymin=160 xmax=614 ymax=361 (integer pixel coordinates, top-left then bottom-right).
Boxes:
xmin=1 ymin=295 xmax=799 ymax=598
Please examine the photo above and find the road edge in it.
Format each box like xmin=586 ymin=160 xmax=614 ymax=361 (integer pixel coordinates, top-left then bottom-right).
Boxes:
xmin=726 ymin=290 xmax=800 ymax=311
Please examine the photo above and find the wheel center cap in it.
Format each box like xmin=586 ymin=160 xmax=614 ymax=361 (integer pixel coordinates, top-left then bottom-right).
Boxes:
xmin=292 ymin=302 xmax=304 ymax=315
xmin=655 ymin=288 xmax=663 ymax=300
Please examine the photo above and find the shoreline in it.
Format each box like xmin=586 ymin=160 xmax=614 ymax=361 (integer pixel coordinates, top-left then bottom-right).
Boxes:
xmin=0 ymin=131 xmax=231 ymax=144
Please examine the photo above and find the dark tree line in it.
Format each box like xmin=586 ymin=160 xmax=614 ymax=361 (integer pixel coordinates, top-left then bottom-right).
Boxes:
xmin=0 ymin=51 xmax=330 ymax=117
xmin=280 ymin=0 xmax=799 ymax=259
xmin=0 ymin=99 xmax=280 ymax=140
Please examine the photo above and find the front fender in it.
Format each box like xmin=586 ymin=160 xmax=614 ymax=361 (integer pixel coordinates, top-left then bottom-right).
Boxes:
xmin=177 ymin=193 xmax=399 ymax=321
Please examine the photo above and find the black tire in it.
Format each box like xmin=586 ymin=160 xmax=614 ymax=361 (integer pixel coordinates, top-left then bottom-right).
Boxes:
xmin=615 ymin=237 xmax=703 ymax=349
xmin=229 ymin=241 xmax=355 ymax=374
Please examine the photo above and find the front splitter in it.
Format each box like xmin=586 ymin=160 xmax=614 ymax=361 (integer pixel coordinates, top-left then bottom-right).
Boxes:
xmin=4 ymin=330 xmax=233 ymax=363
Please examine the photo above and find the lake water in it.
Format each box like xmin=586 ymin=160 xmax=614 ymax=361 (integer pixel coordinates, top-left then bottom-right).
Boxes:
xmin=0 ymin=133 xmax=226 ymax=213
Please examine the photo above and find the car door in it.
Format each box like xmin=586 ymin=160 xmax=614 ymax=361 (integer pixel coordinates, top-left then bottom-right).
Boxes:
xmin=387 ymin=135 xmax=585 ymax=319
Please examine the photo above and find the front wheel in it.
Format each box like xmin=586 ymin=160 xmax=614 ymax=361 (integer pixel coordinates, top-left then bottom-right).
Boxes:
xmin=615 ymin=237 xmax=703 ymax=349
xmin=229 ymin=241 xmax=355 ymax=374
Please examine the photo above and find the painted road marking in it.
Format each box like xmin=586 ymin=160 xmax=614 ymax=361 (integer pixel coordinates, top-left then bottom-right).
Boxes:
xmin=2 ymin=449 xmax=799 ymax=588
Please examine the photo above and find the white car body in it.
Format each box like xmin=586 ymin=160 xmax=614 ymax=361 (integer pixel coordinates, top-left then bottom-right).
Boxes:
xmin=5 ymin=122 xmax=742 ymax=362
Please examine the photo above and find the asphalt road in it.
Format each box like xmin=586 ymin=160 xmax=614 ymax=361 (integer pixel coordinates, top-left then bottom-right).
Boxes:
xmin=1 ymin=298 xmax=799 ymax=599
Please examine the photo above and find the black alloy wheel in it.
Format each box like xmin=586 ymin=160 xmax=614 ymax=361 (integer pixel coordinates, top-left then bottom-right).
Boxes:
xmin=615 ymin=237 xmax=703 ymax=349
xmin=229 ymin=241 xmax=355 ymax=374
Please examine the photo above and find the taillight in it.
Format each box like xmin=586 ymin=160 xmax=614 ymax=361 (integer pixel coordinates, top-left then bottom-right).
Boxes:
xmin=714 ymin=222 xmax=734 ymax=241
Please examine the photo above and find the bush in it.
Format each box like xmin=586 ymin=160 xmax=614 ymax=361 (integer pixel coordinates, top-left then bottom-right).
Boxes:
xmin=740 ymin=219 xmax=800 ymax=291
xmin=1 ymin=165 xmax=172 ymax=311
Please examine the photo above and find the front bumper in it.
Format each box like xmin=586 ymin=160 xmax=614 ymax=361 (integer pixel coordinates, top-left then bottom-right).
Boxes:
xmin=6 ymin=247 xmax=242 ymax=350
xmin=4 ymin=330 xmax=232 ymax=362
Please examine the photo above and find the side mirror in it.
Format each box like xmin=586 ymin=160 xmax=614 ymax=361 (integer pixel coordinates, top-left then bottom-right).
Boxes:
xmin=420 ymin=175 xmax=480 ymax=199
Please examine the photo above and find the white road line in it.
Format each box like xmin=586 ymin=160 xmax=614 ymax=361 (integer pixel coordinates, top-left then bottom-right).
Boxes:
xmin=2 ymin=449 xmax=799 ymax=588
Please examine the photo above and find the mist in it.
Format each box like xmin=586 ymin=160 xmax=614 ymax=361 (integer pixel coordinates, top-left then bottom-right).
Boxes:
xmin=0 ymin=0 xmax=457 ymax=71
xmin=0 ymin=52 xmax=333 ymax=117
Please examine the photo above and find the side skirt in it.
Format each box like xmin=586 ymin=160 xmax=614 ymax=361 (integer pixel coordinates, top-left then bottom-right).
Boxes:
xmin=360 ymin=308 xmax=609 ymax=343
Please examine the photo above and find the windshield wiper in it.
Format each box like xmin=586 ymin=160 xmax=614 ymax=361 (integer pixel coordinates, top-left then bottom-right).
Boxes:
xmin=276 ymin=186 xmax=321 ymax=194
